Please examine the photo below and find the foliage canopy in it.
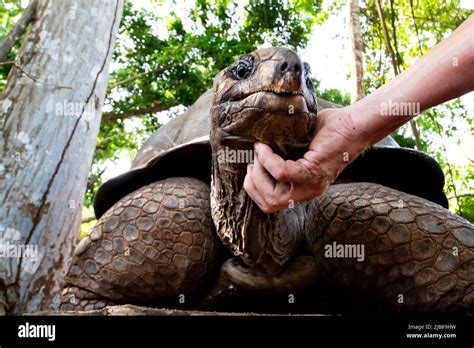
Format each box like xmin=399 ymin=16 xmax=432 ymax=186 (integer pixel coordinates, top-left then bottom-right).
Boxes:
xmin=0 ymin=0 xmax=472 ymax=227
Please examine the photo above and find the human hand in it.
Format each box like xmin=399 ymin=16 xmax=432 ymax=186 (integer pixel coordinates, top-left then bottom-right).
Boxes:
xmin=243 ymin=107 xmax=370 ymax=213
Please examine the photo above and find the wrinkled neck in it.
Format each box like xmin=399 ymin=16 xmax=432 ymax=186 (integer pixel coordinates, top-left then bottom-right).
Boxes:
xmin=210 ymin=140 xmax=305 ymax=275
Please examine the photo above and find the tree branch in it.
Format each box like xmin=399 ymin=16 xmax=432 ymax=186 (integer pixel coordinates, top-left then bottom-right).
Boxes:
xmin=0 ymin=0 xmax=38 ymax=62
xmin=81 ymin=216 xmax=96 ymax=224
xmin=101 ymin=101 xmax=178 ymax=123
xmin=447 ymin=194 xmax=474 ymax=200
xmin=409 ymin=0 xmax=424 ymax=55
xmin=348 ymin=0 xmax=365 ymax=102
xmin=107 ymin=64 xmax=168 ymax=91
xmin=11 ymin=58 xmax=72 ymax=89
xmin=426 ymin=113 xmax=463 ymax=213
xmin=375 ymin=0 xmax=399 ymax=74
xmin=86 ymin=166 xmax=106 ymax=193
xmin=407 ymin=120 xmax=421 ymax=151
xmin=389 ymin=0 xmax=401 ymax=67
xmin=375 ymin=0 xmax=422 ymax=151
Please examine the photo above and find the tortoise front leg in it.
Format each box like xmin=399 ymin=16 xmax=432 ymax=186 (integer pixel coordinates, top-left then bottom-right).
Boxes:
xmin=305 ymin=182 xmax=474 ymax=312
xmin=60 ymin=177 xmax=220 ymax=311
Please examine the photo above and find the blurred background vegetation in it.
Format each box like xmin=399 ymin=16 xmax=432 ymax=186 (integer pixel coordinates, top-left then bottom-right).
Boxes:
xmin=1 ymin=0 xmax=472 ymax=235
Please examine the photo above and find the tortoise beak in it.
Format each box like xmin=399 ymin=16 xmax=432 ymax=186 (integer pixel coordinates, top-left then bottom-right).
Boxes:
xmin=272 ymin=49 xmax=304 ymax=94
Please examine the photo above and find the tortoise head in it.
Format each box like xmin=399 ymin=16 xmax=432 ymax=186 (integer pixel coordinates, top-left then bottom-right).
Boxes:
xmin=210 ymin=47 xmax=317 ymax=160
xmin=209 ymin=47 xmax=317 ymax=274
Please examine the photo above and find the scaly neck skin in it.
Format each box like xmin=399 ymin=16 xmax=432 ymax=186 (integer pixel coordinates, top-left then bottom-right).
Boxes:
xmin=210 ymin=139 xmax=305 ymax=275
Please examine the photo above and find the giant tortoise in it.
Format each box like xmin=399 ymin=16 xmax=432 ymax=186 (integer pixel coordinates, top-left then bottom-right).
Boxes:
xmin=60 ymin=47 xmax=474 ymax=313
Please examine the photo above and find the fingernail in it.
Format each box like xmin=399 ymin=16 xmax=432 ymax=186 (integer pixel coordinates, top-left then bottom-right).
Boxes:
xmin=254 ymin=142 xmax=261 ymax=154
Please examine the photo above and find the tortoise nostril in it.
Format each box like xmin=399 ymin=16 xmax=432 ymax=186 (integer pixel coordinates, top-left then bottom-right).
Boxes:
xmin=279 ymin=61 xmax=302 ymax=75
xmin=275 ymin=53 xmax=304 ymax=89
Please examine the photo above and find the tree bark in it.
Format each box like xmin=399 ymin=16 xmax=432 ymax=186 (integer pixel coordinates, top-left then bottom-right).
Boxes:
xmin=0 ymin=0 xmax=123 ymax=314
xmin=348 ymin=0 xmax=365 ymax=102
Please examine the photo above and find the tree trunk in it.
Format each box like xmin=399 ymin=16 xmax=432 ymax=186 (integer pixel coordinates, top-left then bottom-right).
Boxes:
xmin=348 ymin=0 xmax=365 ymax=102
xmin=0 ymin=0 xmax=123 ymax=314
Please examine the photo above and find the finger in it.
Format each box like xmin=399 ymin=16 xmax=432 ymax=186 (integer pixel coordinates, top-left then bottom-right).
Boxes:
xmin=244 ymin=164 xmax=267 ymax=208
xmin=254 ymin=142 xmax=313 ymax=183
xmin=252 ymin=155 xmax=276 ymax=192
xmin=253 ymin=156 xmax=292 ymax=202
xmin=247 ymin=177 xmax=320 ymax=213
xmin=290 ymin=182 xmax=328 ymax=202
xmin=253 ymin=157 xmax=294 ymax=212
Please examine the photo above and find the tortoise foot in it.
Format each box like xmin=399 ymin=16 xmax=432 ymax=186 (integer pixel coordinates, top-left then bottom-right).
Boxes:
xmin=306 ymin=182 xmax=474 ymax=312
xmin=62 ymin=177 xmax=220 ymax=307
xmin=221 ymin=255 xmax=319 ymax=293
xmin=60 ymin=286 xmax=113 ymax=311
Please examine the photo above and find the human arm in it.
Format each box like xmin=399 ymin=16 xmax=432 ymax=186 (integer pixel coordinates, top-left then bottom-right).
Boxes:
xmin=244 ymin=14 xmax=474 ymax=213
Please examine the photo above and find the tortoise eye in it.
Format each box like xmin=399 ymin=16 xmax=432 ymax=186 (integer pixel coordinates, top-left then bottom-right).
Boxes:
xmin=230 ymin=55 xmax=254 ymax=80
